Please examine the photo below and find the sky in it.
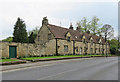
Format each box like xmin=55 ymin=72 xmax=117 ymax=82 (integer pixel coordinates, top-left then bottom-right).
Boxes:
xmin=0 ymin=0 xmax=119 ymax=40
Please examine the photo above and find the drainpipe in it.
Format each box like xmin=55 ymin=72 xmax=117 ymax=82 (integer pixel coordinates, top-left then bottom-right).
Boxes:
xmin=56 ymin=38 xmax=58 ymax=56
xmin=73 ymin=40 xmax=75 ymax=55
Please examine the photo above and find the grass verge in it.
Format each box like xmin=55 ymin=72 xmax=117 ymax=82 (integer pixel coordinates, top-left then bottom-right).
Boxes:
xmin=21 ymin=55 xmax=104 ymax=61
xmin=0 ymin=59 xmax=19 ymax=62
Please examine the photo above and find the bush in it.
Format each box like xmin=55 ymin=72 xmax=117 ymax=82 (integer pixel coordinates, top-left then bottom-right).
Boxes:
xmin=2 ymin=57 xmax=6 ymax=59
xmin=41 ymin=55 xmax=44 ymax=57
xmin=44 ymin=55 xmax=48 ymax=57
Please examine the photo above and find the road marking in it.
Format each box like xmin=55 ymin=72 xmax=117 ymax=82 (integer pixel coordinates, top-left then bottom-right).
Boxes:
xmin=2 ymin=58 xmax=93 ymax=73
xmin=37 ymin=68 xmax=79 ymax=80
xmin=2 ymin=63 xmax=57 ymax=73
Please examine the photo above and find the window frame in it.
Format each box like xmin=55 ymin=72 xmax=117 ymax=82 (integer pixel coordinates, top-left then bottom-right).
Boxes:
xmin=48 ymin=33 xmax=52 ymax=40
xmin=67 ymin=36 xmax=71 ymax=42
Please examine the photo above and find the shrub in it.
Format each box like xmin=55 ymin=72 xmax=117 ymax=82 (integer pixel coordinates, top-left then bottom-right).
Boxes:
xmin=41 ymin=55 xmax=44 ymax=57
xmin=44 ymin=55 xmax=47 ymax=57
xmin=2 ymin=57 xmax=6 ymax=59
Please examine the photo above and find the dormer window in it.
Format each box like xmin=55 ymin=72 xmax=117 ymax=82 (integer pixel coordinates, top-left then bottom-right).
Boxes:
xmin=91 ymin=40 xmax=93 ymax=45
xmin=48 ymin=33 xmax=51 ymax=40
xmin=67 ymin=37 xmax=70 ymax=42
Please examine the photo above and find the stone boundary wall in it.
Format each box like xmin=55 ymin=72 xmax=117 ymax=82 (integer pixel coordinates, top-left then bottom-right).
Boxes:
xmin=0 ymin=39 xmax=56 ymax=58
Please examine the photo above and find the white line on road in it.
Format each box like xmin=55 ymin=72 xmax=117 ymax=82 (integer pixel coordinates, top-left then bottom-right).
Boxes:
xmin=37 ymin=67 xmax=79 ymax=80
xmin=2 ymin=63 xmax=57 ymax=73
xmin=2 ymin=58 xmax=93 ymax=73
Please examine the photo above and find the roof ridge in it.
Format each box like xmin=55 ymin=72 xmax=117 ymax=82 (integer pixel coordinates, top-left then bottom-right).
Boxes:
xmin=47 ymin=23 xmax=105 ymax=44
xmin=48 ymin=24 xmax=68 ymax=30
xmin=48 ymin=24 xmax=83 ymax=34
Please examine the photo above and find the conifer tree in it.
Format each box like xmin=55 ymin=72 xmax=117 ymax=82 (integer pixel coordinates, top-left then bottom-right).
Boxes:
xmin=13 ymin=17 xmax=28 ymax=43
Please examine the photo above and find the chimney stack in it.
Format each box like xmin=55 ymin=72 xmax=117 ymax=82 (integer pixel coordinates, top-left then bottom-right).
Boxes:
xmin=69 ymin=23 xmax=73 ymax=30
xmin=86 ymin=30 xmax=90 ymax=34
xmin=42 ymin=16 xmax=48 ymax=26
xmin=76 ymin=26 xmax=81 ymax=32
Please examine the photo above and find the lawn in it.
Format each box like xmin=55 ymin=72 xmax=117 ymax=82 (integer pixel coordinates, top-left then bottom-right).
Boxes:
xmin=21 ymin=54 xmax=103 ymax=60
xmin=0 ymin=59 xmax=19 ymax=62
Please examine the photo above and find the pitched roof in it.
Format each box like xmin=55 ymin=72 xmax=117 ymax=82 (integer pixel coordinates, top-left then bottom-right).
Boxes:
xmin=47 ymin=24 xmax=105 ymax=44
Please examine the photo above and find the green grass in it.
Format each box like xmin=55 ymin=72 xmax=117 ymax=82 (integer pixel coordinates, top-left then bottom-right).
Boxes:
xmin=21 ymin=54 xmax=104 ymax=60
xmin=0 ymin=59 xmax=19 ymax=62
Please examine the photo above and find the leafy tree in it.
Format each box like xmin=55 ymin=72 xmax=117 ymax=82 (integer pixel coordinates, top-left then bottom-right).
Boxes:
xmin=13 ymin=17 xmax=28 ymax=43
xmin=108 ymin=39 xmax=119 ymax=55
xmin=2 ymin=37 xmax=13 ymax=42
xmin=76 ymin=16 xmax=102 ymax=35
xmin=90 ymin=16 xmax=102 ymax=35
xmin=76 ymin=17 xmax=90 ymax=32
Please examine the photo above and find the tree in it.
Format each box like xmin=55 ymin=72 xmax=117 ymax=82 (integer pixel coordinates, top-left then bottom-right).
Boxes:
xmin=28 ymin=32 xmax=37 ymax=43
xmin=28 ymin=26 xmax=39 ymax=36
xmin=76 ymin=16 xmax=102 ymax=35
xmin=13 ymin=17 xmax=28 ymax=43
xmin=90 ymin=16 xmax=102 ymax=35
xmin=108 ymin=39 xmax=119 ymax=55
xmin=28 ymin=26 xmax=39 ymax=43
xmin=101 ymin=24 xmax=114 ymax=56
xmin=2 ymin=37 xmax=13 ymax=42
xmin=76 ymin=17 xmax=90 ymax=32
xmin=102 ymin=24 xmax=114 ymax=41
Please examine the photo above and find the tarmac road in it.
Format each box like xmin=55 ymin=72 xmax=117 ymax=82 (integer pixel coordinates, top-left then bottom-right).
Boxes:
xmin=2 ymin=57 xmax=118 ymax=80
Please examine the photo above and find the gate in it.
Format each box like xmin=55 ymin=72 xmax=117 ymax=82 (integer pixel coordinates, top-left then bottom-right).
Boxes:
xmin=9 ymin=46 xmax=17 ymax=58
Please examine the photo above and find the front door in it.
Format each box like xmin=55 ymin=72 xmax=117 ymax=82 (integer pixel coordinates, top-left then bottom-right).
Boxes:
xmin=80 ymin=48 xmax=82 ymax=54
xmin=9 ymin=46 xmax=17 ymax=58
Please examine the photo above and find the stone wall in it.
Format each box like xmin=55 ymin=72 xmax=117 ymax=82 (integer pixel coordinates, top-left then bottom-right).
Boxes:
xmin=74 ymin=41 xmax=84 ymax=54
xmin=35 ymin=25 xmax=55 ymax=45
xmin=57 ymin=39 xmax=73 ymax=55
xmin=0 ymin=39 xmax=110 ymax=58
xmin=0 ymin=42 xmax=34 ymax=58
xmin=0 ymin=39 xmax=56 ymax=58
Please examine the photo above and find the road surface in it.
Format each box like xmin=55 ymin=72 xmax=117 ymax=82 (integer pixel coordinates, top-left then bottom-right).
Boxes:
xmin=2 ymin=57 xmax=118 ymax=80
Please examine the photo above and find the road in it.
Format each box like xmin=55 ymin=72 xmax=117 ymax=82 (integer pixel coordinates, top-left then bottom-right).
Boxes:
xmin=2 ymin=57 xmax=118 ymax=80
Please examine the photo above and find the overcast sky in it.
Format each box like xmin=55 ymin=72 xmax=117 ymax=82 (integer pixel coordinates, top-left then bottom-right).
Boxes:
xmin=0 ymin=0 xmax=118 ymax=40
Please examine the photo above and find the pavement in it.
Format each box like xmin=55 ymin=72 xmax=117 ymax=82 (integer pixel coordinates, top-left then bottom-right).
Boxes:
xmin=1 ymin=57 xmax=118 ymax=80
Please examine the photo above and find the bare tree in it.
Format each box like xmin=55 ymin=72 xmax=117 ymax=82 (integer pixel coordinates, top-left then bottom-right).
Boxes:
xmin=101 ymin=24 xmax=114 ymax=56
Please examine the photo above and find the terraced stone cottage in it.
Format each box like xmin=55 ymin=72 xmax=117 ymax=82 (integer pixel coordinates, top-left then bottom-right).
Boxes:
xmin=0 ymin=17 xmax=110 ymax=58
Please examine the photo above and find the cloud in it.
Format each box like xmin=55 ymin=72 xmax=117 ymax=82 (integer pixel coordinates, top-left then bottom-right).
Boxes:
xmin=0 ymin=0 xmax=118 ymax=40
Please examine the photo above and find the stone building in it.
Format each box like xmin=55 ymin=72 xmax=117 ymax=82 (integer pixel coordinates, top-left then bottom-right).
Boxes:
xmin=35 ymin=17 xmax=110 ymax=55
xmin=0 ymin=17 xmax=110 ymax=58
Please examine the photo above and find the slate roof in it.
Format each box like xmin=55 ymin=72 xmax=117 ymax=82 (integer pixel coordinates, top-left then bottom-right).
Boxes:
xmin=47 ymin=24 xmax=106 ymax=44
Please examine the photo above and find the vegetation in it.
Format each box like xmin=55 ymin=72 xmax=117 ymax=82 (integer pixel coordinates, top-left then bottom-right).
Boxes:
xmin=108 ymin=39 xmax=120 ymax=55
xmin=0 ymin=59 xmax=19 ymax=62
xmin=76 ymin=16 xmax=102 ymax=35
xmin=76 ymin=16 xmax=116 ymax=55
xmin=13 ymin=17 xmax=28 ymax=43
xmin=20 ymin=54 xmax=108 ymax=60
xmin=101 ymin=24 xmax=114 ymax=55
xmin=28 ymin=27 xmax=39 ymax=43
xmin=2 ymin=37 xmax=13 ymax=42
